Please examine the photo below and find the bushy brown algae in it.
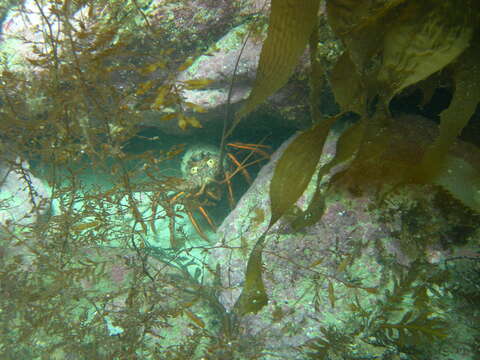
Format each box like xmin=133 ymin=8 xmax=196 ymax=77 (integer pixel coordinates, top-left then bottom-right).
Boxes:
xmin=0 ymin=0 xmax=260 ymax=358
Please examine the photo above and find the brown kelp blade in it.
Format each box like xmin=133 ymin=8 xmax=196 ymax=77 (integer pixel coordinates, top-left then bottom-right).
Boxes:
xmin=376 ymin=0 xmax=474 ymax=104
xmin=269 ymin=116 xmax=338 ymax=228
xmin=233 ymin=233 xmax=268 ymax=316
xmin=234 ymin=0 xmax=321 ymax=123
xmin=234 ymin=116 xmax=338 ymax=317
xmin=417 ymin=41 xmax=480 ymax=183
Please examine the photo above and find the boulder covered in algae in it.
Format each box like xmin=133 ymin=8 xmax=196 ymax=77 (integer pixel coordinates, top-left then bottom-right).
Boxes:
xmin=210 ymin=115 xmax=480 ymax=359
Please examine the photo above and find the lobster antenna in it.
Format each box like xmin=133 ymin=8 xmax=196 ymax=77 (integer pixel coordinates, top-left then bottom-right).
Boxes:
xmin=217 ymin=30 xmax=251 ymax=178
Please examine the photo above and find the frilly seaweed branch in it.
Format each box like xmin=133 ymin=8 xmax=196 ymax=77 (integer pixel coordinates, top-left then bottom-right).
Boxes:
xmin=0 ymin=1 xmax=250 ymax=357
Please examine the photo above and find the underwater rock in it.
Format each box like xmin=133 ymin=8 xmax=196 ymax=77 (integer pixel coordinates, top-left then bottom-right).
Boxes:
xmin=0 ymin=0 xmax=314 ymax=138
xmin=0 ymin=152 xmax=51 ymax=277
xmin=72 ymin=246 xmax=214 ymax=353
xmin=210 ymin=115 xmax=480 ymax=358
xmin=143 ymin=20 xmax=313 ymax=136
xmin=176 ymin=24 xmax=264 ymax=113
xmin=0 ymin=238 xmax=217 ymax=358
xmin=0 ymin=0 xmax=56 ymax=69
xmin=0 ymin=154 xmax=50 ymax=227
xmin=0 ymin=0 xmax=258 ymax=70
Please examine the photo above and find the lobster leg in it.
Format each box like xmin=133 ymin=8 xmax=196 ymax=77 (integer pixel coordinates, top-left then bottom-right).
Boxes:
xmin=224 ymin=170 xmax=236 ymax=208
xmin=227 ymin=152 xmax=252 ymax=184
xmin=226 ymin=142 xmax=271 ymax=160
xmin=186 ymin=210 xmax=210 ymax=242
xmin=169 ymin=191 xmax=186 ymax=204
xmin=198 ymin=206 xmax=216 ymax=231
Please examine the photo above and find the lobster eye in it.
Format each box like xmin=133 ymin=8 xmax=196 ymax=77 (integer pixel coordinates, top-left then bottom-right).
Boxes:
xmin=190 ymin=166 xmax=199 ymax=175
xmin=207 ymin=158 xmax=217 ymax=168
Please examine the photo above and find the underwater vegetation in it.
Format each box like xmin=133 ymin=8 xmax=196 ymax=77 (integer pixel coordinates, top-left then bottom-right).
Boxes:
xmin=219 ymin=0 xmax=480 ymax=358
xmin=233 ymin=0 xmax=480 ymax=312
xmin=0 ymin=1 xmax=268 ymax=358
xmin=0 ymin=0 xmax=479 ymax=359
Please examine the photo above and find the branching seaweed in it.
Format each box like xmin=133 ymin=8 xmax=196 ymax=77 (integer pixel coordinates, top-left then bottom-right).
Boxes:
xmin=0 ymin=0 xmax=257 ymax=358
